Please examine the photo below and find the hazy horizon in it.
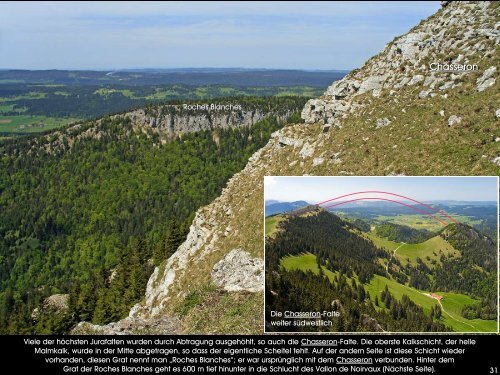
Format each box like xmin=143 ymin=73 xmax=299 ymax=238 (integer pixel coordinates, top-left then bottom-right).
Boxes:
xmin=0 ymin=67 xmax=351 ymax=72
xmin=0 ymin=1 xmax=440 ymax=70
xmin=264 ymin=176 xmax=499 ymax=203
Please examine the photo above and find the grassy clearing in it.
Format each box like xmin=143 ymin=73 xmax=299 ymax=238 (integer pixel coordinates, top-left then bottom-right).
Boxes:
xmin=375 ymin=214 xmax=444 ymax=232
xmin=280 ymin=252 xmax=339 ymax=283
xmin=265 ymin=215 xmax=284 ymax=237
xmin=367 ymin=275 xmax=495 ymax=332
xmin=366 ymin=274 xmax=438 ymax=313
xmin=396 ymin=236 xmax=459 ymax=266
xmin=439 ymin=292 xmax=498 ymax=332
xmin=145 ymin=89 xmax=182 ymax=100
xmin=364 ymin=231 xmax=401 ymax=252
xmin=365 ymin=231 xmax=459 ymax=267
xmin=0 ymin=104 xmax=16 ymax=113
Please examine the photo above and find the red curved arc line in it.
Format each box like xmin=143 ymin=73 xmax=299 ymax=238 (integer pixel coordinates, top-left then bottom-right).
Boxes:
xmin=323 ymin=197 xmax=448 ymax=226
xmin=316 ymin=190 xmax=458 ymax=224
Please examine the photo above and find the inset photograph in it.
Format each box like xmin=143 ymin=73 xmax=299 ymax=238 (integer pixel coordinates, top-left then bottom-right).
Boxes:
xmin=264 ymin=176 xmax=499 ymax=333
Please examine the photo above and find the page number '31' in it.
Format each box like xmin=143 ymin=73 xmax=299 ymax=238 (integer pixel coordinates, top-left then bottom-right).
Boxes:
xmin=490 ymin=368 xmax=498 ymax=374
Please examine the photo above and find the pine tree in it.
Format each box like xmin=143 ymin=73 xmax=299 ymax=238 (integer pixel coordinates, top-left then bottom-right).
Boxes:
xmin=165 ymin=219 xmax=184 ymax=259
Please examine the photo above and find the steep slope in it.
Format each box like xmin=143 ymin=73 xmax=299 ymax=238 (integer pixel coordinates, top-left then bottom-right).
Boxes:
xmin=89 ymin=2 xmax=499 ymax=334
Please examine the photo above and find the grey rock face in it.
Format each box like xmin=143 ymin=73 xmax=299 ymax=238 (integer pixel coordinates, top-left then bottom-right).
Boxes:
xmin=32 ymin=293 xmax=70 ymax=320
xmin=477 ymin=66 xmax=496 ymax=92
xmin=127 ymin=106 xmax=292 ymax=138
xmin=448 ymin=115 xmax=462 ymax=126
xmin=211 ymin=249 xmax=264 ymax=293
xmin=277 ymin=136 xmax=304 ymax=148
xmin=325 ymin=79 xmax=361 ymax=99
xmin=360 ymin=314 xmax=385 ymax=332
xmin=419 ymin=90 xmax=432 ymax=99
xmin=393 ymin=32 xmax=426 ymax=62
xmin=358 ymin=75 xmax=387 ymax=94
xmin=408 ymin=75 xmax=425 ymax=86
xmin=301 ymin=98 xmax=329 ymax=124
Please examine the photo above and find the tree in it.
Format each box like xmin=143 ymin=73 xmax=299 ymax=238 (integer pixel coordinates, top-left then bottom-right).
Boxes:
xmin=434 ymin=305 xmax=442 ymax=319
xmin=166 ymin=220 xmax=184 ymax=259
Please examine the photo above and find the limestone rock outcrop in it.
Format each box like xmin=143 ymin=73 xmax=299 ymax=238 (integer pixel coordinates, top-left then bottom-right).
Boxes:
xmin=302 ymin=1 xmax=499 ymax=125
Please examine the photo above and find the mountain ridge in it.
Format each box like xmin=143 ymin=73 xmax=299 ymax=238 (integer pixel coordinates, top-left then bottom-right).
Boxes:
xmin=4 ymin=97 xmax=305 ymax=157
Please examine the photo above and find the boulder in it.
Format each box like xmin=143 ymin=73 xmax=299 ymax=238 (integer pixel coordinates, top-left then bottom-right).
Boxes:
xmin=299 ymin=142 xmax=315 ymax=159
xmin=358 ymin=75 xmax=387 ymax=95
xmin=447 ymin=115 xmax=462 ymax=126
xmin=376 ymin=118 xmax=392 ymax=129
xmin=312 ymin=157 xmax=324 ymax=166
xmin=278 ymin=136 xmax=304 ymax=148
xmin=419 ymin=90 xmax=432 ymax=99
xmin=325 ymin=79 xmax=360 ymax=99
xmin=408 ymin=75 xmax=424 ymax=86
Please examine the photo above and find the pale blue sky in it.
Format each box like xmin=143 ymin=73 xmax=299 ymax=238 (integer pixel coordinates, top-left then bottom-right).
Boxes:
xmin=0 ymin=1 xmax=440 ymax=70
xmin=264 ymin=177 xmax=499 ymax=203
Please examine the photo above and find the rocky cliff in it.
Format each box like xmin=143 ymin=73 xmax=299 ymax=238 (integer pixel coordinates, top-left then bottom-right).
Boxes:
xmin=79 ymin=1 xmax=499 ymax=334
xmin=126 ymin=105 xmax=293 ymax=140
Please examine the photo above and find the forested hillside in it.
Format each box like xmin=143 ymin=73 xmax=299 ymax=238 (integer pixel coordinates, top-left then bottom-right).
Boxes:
xmin=0 ymin=97 xmax=302 ymax=333
xmin=265 ymin=211 xmax=450 ymax=332
xmin=265 ymin=210 xmax=497 ymax=332
xmin=375 ymin=222 xmax=433 ymax=243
